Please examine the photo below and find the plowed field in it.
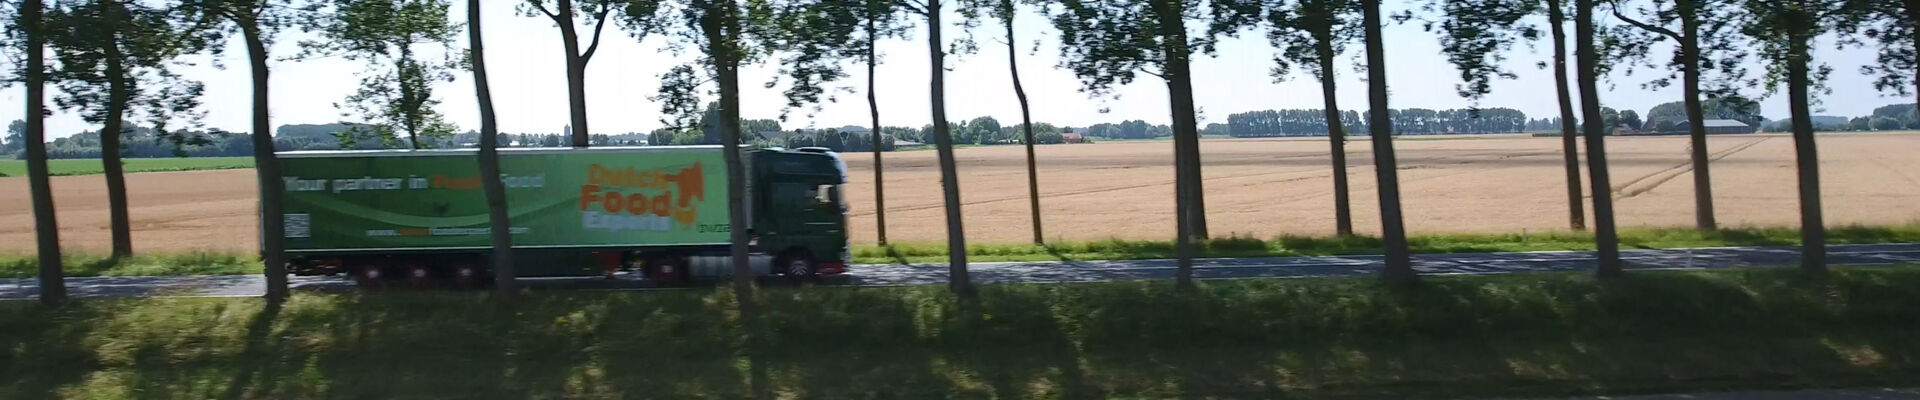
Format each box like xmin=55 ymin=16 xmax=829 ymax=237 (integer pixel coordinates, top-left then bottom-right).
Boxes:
xmin=5 ymin=133 xmax=1917 ymax=253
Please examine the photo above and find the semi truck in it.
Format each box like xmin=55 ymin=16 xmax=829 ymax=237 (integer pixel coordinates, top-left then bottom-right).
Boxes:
xmin=273 ymin=146 xmax=850 ymax=285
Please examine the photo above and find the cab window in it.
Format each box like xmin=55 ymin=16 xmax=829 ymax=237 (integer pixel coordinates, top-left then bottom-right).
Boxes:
xmin=814 ymin=184 xmax=843 ymax=207
xmin=774 ymin=183 xmax=837 ymax=212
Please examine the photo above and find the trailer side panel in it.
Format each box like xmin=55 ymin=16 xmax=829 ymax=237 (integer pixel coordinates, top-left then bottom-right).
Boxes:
xmin=279 ymin=147 xmax=731 ymax=252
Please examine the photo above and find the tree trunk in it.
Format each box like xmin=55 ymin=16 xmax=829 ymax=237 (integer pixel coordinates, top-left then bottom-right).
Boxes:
xmin=1546 ymin=0 xmax=1585 ymax=231
xmin=242 ymin=20 xmax=288 ymax=300
xmin=1181 ymin=121 xmax=1207 ymax=239
xmin=925 ymin=0 xmax=974 ymax=299
xmin=1007 ymin=14 xmax=1043 ymax=244
xmin=25 ymin=0 xmax=66 ymax=305
xmin=102 ymin=17 xmax=133 ymax=258
xmin=1909 ymin=2 xmax=1919 ymax=118
xmin=1165 ymin=123 xmax=1185 ymax=223
xmin=399 ymin=44 xmax=425 ymax=150
xmin=1154 ymin=0 xmax=1205 ymax=240
xmin=1364 ymin=0 xmax=1414 ymax=285
xmin=867 ymin=20 xmax=887 ymax=246
xmin=469 ymin=0 xmax=515 ymax=293
xmin=1153 ymin=0 xmax=1199 ymax=290
xmin=1175 ymin=15 xmax=1207 ymax=241
xmin=703 ymin=6 xmax=765 ymax=381
xmin=1314 ymin=29 xmax=1353 ymax=236
xmin=707 ymin=0 xmax=756 ymax=296
xmin=1786 ymin=26 xmax=1825 ymax=275
xmin=1678 ymin=0 xmax=1716 ymax=230
xmin=557 ymin=0 xmax=590 ymax=147
xmin=1576 ymin=0 xmax=1622 ymax=277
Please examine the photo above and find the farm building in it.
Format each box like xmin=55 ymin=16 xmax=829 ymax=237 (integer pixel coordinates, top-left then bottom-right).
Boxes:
xmin=1061 ymin=132 xmax=1088 ymax=144
xmin=1694 ymin=119 xmax=1757 ymax=134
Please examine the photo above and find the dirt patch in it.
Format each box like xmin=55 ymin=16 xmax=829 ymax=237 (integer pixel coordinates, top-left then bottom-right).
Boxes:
xmin=4 ymin=133 xmax=1918 ymax=253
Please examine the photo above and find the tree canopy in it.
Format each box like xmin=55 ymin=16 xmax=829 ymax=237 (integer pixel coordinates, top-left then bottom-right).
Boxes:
xmin=1426 ymin=0 xmax=1538 ymax=100
xmin=302 ymin=0 xmax=461 ymax=149
xmin=46 ymin=0 xmax=210 ymax=137
xmin=1839 ymin=0 xmax=1917 ymax=101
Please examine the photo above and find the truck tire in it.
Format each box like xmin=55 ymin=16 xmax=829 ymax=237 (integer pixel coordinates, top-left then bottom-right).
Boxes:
xmin=404 ymin=264 xmax=434 ymax=285
xmin=351 ymin=263 xmax=387 ymax=288
xmin=777 ymin=250 xmax=816 ymax=281
xmin=452 ymin=263 xmax=483 ymax=288
xmin=647 ymin=254 xmax=689 ymax=286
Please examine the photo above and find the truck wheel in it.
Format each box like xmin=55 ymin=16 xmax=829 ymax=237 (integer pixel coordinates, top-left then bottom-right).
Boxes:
xmin=405 ymin=264 xmax=434 ymax=286
xmin=648 ymin=255 xmax=689 ymax=286
xmin=452 ymin=264 xmax=482 ymax=288
xmin=352 ymin=265 xmax=386 ymax=288
xmin=778 ymin=250 xmax=816 ymax=281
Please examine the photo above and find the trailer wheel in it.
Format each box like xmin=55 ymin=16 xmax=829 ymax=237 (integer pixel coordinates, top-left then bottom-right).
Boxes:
xmin=352 ymin=264 xmax=386 ymax=287
xmin=647 ymin=255 xmax=689 ymax=286
xmin=405 ymin=264 xmax=434 ymax=285
xmin=777 ymin=250 xmax=816 ymax=281
xmin=452 ymin=264 xmax=482 ymax=288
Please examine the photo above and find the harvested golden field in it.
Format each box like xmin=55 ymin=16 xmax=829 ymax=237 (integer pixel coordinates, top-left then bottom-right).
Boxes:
xmin=3 ymin=132 xmax=1918 ymax=253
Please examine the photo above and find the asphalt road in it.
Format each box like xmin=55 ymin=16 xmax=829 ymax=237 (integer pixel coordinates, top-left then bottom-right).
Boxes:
xmin=4 ymin=243 xmax=1918 ymax=300
xmin=1534 ymin=387 xmax=1920 ymax=399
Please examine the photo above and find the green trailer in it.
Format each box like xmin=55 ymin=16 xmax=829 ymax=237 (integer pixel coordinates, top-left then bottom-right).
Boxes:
xmin=274 ymin=146 xmax=850 ymax=284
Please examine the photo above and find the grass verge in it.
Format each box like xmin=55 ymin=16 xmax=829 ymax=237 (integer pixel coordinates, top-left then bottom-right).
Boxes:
xmin=856 ymin=223 xmax=1920 ymax=264
xmin=0 ymin=157 xmax=253 ymax=177
xmin=4 ymin=224 xmax=1917 ymax=277
xmin=4 ymin=266 xmax=1919 ymax=399
xmin=0 ymin=252 xmax=261 ymax=278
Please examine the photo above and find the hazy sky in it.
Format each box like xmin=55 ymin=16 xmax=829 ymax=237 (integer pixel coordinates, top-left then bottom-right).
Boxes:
xmin=1 ymin=0 xmax=1906 ymax=139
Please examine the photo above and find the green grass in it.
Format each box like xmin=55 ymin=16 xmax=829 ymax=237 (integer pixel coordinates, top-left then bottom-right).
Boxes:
xmin=5 ymin=266 xmax=1920 ymax=399
xmin=0 ymin=157 xmax=253 ymax=177
xmin=0 ymin=252 xmax=261 ymax=278
xmin=4 ymin=224 xmax=1917 ymax=277
xmin=854 ymin=223 xmax=1920 ymax=264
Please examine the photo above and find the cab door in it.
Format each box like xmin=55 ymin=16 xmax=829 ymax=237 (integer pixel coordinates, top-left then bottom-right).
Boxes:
xmin=768 ymin=182 xmax=844 ymax=237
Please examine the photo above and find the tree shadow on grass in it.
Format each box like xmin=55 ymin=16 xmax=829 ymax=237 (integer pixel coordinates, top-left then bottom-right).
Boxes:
xmin=1277 ymin=271 xmax=1920 ymax=398
xmin=0 ymin=302 xmax=104 ymax=398
xmin=10 ymin=268 xmax=1920 ymax=399
xmin=215 ymin=298 xmax=284 ymax=400
xmin=70 ymin=257 xmax=124 ymax=277
xmin=1279 ymin=235 xmax=1385 ymax=256
xmin=936 ymin=287 xmax=1102 ymax=399
xmin=912 ymin=272 xmax=1920 ymax=398
xmin=1044 ymin=244 xmax=1077 ymax=262
xmin=1709 ymin=228 xmax=1804 ymax=247
xmin=742 ymin=288 xmax=962 ymax=399
xmin=1826 ymin=225 xmax=1920 ymax=245
xmin=888 ymin=246 xmax=913 ymax=266
xmin=576 ymin=290 xmax=761 ymax=398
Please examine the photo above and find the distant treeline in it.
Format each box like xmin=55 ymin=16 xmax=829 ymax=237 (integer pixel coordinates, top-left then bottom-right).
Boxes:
xmin=1808 ymin=103 xmax=1920 ymax=132
xmin=1083 ymin=120 xmax=1173 ymax=139
xmin=1223 ymin=108 xmax=1531 ymax=137
xmin=647 ymin=115 xmax=1079 ymax=153
xmin=277 ymin=123 xmax=650 ymax=149
xmin=917 ymin=117 xmax=1078 ymax=144
xmin=779 ymin=130 xmax=900 ymax=152
xmin=11 ymin=103 xmax=1909 ymax=161
xmin=15 ymin=124 xmax=263 ymax=160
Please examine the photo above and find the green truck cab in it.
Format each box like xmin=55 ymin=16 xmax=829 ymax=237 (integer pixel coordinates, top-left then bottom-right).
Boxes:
xmin=274 ymin=146 xmax=849 ymax=285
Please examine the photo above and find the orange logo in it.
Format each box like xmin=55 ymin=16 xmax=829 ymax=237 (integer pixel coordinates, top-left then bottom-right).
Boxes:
xmin=579 ymin=162 xmax=706 ymax=226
